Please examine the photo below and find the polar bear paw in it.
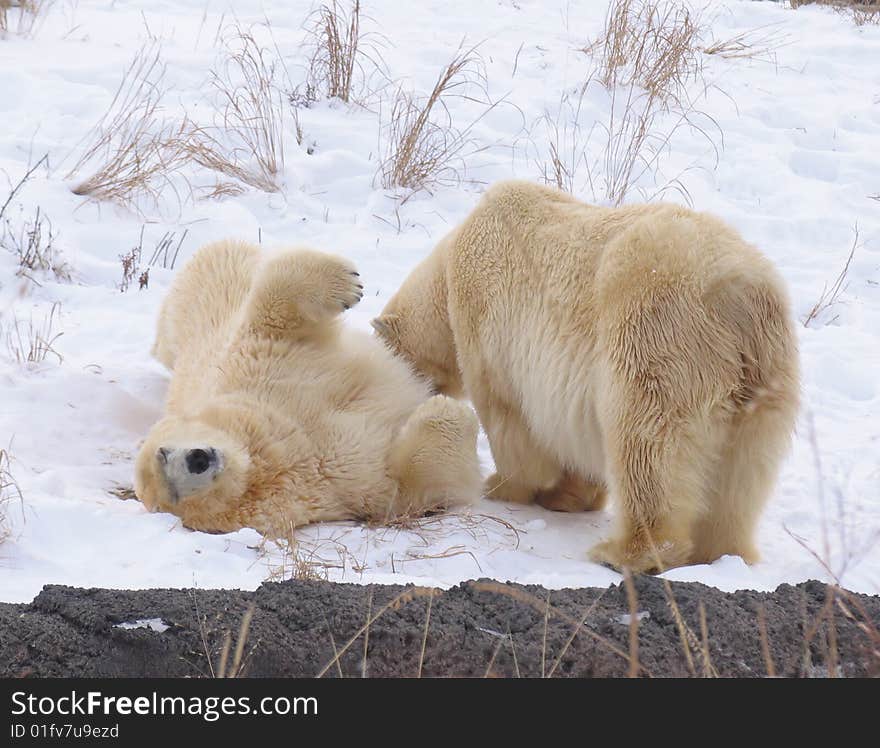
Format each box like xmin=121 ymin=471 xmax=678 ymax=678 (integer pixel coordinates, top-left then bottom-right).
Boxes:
xmin=246 ymin=249 xmax=364 ymax=336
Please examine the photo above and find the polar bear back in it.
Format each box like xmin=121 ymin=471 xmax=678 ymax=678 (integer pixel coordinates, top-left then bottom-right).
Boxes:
xmin=446 ymin=180 xmax=793 ymax=478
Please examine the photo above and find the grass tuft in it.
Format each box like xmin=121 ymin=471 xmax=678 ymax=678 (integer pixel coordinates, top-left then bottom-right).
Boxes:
xmin=803 ymin=224 xmax=859 ymax=327
xmin=531 ymin=0 xmax=721 ymax=204
xmin=377 ymin=45 xmax=493 ymax=194
xmin=589 ymin=0 xmax=703 ymax=106
xmin=0 ymin=447 xmax=23 ymax=545
xmin=186 ymin=27 xmax=286 ymax=194
xmin=0 ymin=0 xmax=53 ymax=37
xmin=66 ymin=45 xmax=190 ymax=215
xmin=792 ymin=0 xmax=880 ymax=26
xmin=305 ymin=0 xmax=363 ymax=103
xmin=5 ymin=301 xmax=63 ymax=366
xmin=702 ymin=23 xmax=789 ymax=63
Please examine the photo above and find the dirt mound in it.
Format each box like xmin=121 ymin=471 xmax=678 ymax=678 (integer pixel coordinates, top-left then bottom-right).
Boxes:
xmin=1 ymin=577 xmax=877 ymax=677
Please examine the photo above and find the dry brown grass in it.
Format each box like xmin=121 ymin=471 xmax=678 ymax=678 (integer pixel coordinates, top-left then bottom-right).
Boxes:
xmin=756 ymin=603 xmax=778 ymax=677
xmin=381 ymin=506 xmax=520 ymax=543
xmin=2 ymin=206 xmax=71 ymax=284
xmin=292 ymin=0 xmax=388 ymax=109
xmin=187 ymin=595 xmax=259 ymax=678
xmin=108 ymin=484 xmax=137 ymax=501
xmin=622 ymin=568 xmax=640 ymax=677
xmin=849 ymin=3 xmax=880 ymax=24
xmin=68 ymin=32 xmax=287 ymax=208
xmin=617 ymin=569 xmax=718 ymax=678
xmin=535 ymin=0 xmax=721 ymax=205
xmin=601 ymin=76 xmax=718 ymax=206
xmin=803 ymin=224 xmax=859 ymax=327
xmin=66 ymin=45 xmax=191 ymax=215
xmin=470 ymin=581 xmax=647 ymax=677
xmin=198 ymin=179 xmax=246 ymax=201
xmin=119 ymin=247 xmax=148 ymax=292
xmin=5 ymin=301 xmax=63 ymax=365
xmin=702 ymin=23 xmax=790 ymax=63
xmin=582 ymin=0 xmax=720 ymax=206
xmin=0 ymin=0 xmax=53 ymax=36
xmin=252 ymin=507 xmax=521 ymax=586
xmin=791 ymin=0 xmax=880 ymax=26
xmin=116 ymin=226 xmax=144 ymax=292
xmin=376 ymin=509 xmax=522 ymax=578
xmin=832 ymin=587 xmax=880 ymax=675
xmin=115 ymin=227 xmax=186 ymax=292
xmin=0 ymin=153 xmax=47 ymax=222
xmin=532 ymin=76 xmax=718 ymax=206
xmin=332 ymin=576 xmax=878 ymax=677
xmin=533 ymin=87 xmax=597 ymax=195
xmin=316 ymin=586 xmax=438 ymax=678
xmin=0 ymin=447 xmax=22 ymax=545
xmin=589 ymin=0 xmax=703 ymax=106
xmin=303 ymin=0 xmax=364 ymax=103
xmin=697 ymin=602 xmax=715 ymax=677
xmin=254 ymin=521 xmax=335 ymax=583
xmin=186 ymin=28 xmax=285 ymax=193
xmin=0 ymin=156 xmax=67 ymax=284
xmin=416 ymin=589 xmax=434 ymax=678
xmin=779 ymin=579 xmax=879 ymax=676
xmin=146 ymin=228 xmax=187 ymax=270
xmin=215 ymin=604 xmax=256 ymax=678
xmin=787 ymin=412 xmax=879 ymax=583
xmin=377 ymin=45 xmax=492 ymax=194
xmin=779 ymin=415 xmax=880 ymax=676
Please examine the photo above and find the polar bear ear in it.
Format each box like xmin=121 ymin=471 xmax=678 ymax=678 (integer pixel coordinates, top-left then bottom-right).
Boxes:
xmin=371 ymin=314 xmax=400 ymax=343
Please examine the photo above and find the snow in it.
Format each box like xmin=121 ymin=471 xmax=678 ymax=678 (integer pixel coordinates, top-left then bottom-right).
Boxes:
xmin=113 ymin=618 xmax=170 ymax=633
xmin=1 ymin=1 xmax=878 ymax=604
xmin=616 ymin=612 xmax=650 ymax=626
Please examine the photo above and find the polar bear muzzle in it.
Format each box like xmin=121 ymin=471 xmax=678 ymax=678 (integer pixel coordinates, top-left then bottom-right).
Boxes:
xmin=186 ymin=448 xmax=213 ymax=475
xmin=156 ymin=446 xmax=225 ymax=502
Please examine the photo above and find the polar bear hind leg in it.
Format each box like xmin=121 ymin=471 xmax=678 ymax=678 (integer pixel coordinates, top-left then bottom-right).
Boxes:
xmin=691 ymin=298 xmax=799 ymax=565
xmin=468 ymin=374 xmax=566 ymax=505
xmin=590 ymin=385 xmax=725 ymax=574
xmin=535 ymin=473 xmax=608 ymax=512
xmin=379 ymin=395 xmax=481 ymax=522
xmin=589 ymin=273 xmax=732 ymax=573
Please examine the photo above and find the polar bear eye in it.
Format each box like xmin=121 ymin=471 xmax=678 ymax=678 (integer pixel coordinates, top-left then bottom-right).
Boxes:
xmin=186 ymin=448 xmax=213 ymax=475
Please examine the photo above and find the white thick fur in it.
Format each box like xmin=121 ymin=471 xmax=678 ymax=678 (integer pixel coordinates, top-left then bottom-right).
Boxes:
xmin=135 ymin=239 xmax=481 ymax=535
xmin=373 ymin=180 xmax=800 ymax=573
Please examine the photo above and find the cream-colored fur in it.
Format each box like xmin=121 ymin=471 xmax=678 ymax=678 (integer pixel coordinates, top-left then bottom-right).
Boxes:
xmin=373 ymin=180 xmax=799 ymax=573
xmin=135 ymin=239 xmax=481 ymax=536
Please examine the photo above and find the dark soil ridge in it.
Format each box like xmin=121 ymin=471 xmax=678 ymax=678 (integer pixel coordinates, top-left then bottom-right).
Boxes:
xmin=1 ymin=577 xmax=877 ymax=677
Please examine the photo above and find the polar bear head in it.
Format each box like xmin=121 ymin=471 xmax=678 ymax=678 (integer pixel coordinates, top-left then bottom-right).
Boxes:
xmin=372 ymin=233 xmax=464 ymax=398
xmin=134 ymin=414 xmax=252 ymax=532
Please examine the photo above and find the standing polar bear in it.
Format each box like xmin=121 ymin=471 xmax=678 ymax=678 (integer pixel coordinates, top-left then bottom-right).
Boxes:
xmin=373 ymin=180 xmax=799 ymax=573
xmin=135 ymin=240 xmax=481 ymax=536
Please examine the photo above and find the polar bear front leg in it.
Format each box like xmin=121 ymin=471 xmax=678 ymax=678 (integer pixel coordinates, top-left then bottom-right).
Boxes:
xmin=243 ymin=249 xmax=364 ymax=338
xmin=470 ymin=383 xmax=564 ymax=505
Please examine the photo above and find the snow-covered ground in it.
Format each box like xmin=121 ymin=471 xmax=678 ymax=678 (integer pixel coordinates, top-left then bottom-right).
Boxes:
xmin=1 ymin=0 xmax=878 ymax=603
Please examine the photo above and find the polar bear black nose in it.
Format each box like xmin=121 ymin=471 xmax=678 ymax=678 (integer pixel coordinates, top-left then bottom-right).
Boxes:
xmin=186 ymin=449 xmax=213 ymax=475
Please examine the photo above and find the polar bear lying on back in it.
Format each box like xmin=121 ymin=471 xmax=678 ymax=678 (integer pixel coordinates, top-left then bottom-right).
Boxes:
xmin=373 ymin=180 xmax=800 ymax=573
xmin=135 ymin=240 xmax=481 ymax=536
